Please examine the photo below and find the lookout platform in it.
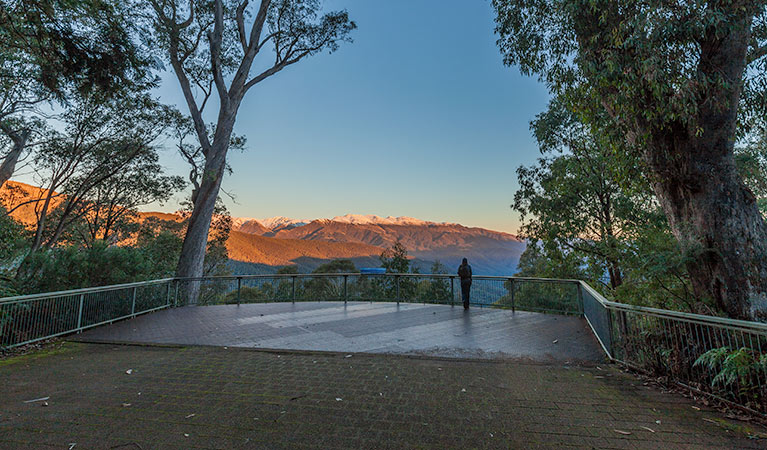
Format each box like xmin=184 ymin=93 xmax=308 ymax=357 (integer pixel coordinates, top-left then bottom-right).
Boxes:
xmin=76 ymin=302 xmax=604 ymax=363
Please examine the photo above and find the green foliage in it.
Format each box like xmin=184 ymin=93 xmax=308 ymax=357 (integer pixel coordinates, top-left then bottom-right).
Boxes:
xmin=0 ymin=207 xmax=27 ymax=264
xmin=509 ymin=94 xmax=710 ymax=312
xmin=379 ymin=240 xmax=410 ymax=274
xmin=18 ymin=238 xmax=176 ymax=294
xmin=277 ymin=265 xmax=299 ymax=274
xmin=735 ymin=132 xmax=767 ymax=216
xmin=0 ymin=0 xmax=152 ymax=97
xmin=7 ymin=216 xmax=182 ymax=294
xmin=493 ymin=0 xmax=766 ymax=138
xmin=494 ymin=0 xmax=767 ymax=319
xmin=312 ymin=259 xmax=356 ymax=274
xmin=413 ymin=261 xmax=450 ymax=303
xmin=300 ymin=259 xmax=356 ymax=300
xmin=695 ymin=347 xmax=767 ymax=404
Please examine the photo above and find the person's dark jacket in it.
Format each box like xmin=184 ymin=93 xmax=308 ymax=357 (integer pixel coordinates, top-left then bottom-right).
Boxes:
xmin=458 ymin=263 xmax=472 ymax=282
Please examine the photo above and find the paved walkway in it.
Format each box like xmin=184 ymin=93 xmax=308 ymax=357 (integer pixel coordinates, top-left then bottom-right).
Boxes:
xmin=1 ymin=342 xmax=765 ymax=449
xmin=76 ymin=302 xmax=604 ymax=363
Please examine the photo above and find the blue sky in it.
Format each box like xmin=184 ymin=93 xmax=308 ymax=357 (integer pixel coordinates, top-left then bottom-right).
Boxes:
xmin=151 ymin=0 xmax=550 ymax=234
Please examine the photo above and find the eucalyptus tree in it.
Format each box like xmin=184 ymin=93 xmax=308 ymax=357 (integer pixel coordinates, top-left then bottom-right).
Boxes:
xmin=494 ymin=0 xmax=767 ymax=319
xmin=0 ymin=0 xmax=151 ymax=188
xmin=19 ymin=93 xmax=172 ymax=263
xmin=66 ymin=152 xmax=185 ymax=246
xmin=514 ymin=97 xmax=649 ymax=289
xmin=144 ymin=0 xmax=356 ymax=282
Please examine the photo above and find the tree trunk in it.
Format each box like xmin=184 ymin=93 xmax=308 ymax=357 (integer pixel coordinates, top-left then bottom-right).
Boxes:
xmin=0 ymin=128 xmax=29 ymax=189
xmin=647 ymin=142 xmax=767 ymax=320
xmin=175 ymin=130 xmax=231 ymax=303
xmin=639 ymin=13 xmax=767 ymax=320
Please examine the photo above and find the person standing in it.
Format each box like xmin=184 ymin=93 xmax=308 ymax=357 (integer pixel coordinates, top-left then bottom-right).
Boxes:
xmin=457 ymin=258 xmax=472 ymax=310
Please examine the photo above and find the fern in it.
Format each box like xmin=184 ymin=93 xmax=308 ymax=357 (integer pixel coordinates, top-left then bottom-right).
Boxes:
xmin=695 ymin=347 xmax=762 ymax=388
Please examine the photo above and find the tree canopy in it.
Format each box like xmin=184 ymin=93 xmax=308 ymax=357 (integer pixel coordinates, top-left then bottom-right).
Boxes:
xmin=495 ymin=0 xmax=767 ymax=319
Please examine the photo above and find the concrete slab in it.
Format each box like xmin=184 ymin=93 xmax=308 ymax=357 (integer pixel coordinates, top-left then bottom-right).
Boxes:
xmin=76 ymin=302 xmax=605 ymax=363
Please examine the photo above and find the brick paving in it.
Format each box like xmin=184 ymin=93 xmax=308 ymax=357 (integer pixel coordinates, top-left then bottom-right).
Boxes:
xmin=76 ymin=302 xmax=604 ymax=363
xmin=1 ymin=342 xmax=765 ymax=449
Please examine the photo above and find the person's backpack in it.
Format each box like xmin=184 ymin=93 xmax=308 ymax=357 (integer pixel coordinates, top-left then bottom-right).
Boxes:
xmin=458 ymin=264 xmax=471 ymax=279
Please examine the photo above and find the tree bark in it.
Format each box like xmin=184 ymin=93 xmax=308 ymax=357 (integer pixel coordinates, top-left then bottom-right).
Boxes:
xmin=0 ymin=127 xmax=29 ymax=189
xmin=640 ymin=15 xmax=767 ymax=320
xmin=646 ymin=138 xmax=767 ymax=320
xmin=175 ymin=116 xmax=233 ymax=303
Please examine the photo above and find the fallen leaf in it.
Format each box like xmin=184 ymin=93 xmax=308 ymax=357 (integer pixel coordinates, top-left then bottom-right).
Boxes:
xmin=125 ymin=369 xmax=133 ymax=375
xmin=692 ymin=406 xmax=701 ymax=411
xmin=655 ymin=420 xmax=661 ymax=424
xmin=335 ymin=398 xmax=343 ymax=401
xmin=345 ymin=355 xmax=352 ymax=358
xmin=552 ymin=339 xmax=559 ymax=344
xmin=461 ymin=388 xmax=466 ymax=393
xmin=122 ymin=403 xmax=131 ymax=407
xmin=183 ymin=433 xmax=189 ymax=438
xmin=42 ymin=402 xmax=49 ymax=407
xmin=614 ymin=429 xmax=632 ymax=435
xmin=185 ymin=413 xmax=196 ymax=418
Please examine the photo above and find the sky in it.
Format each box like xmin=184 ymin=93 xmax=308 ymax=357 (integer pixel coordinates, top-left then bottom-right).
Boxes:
xmin=148 ymin=0 xmax=550 ymax=234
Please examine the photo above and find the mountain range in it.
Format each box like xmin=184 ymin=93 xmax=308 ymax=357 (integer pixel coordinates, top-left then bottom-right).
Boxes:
xmin=1 ymin=181 xmax=526 ymax=275
xmin=228 ymin=214 xmax=526 ymax=275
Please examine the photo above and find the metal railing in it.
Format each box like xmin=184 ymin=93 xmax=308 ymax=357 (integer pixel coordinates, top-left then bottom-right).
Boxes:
xmin=580 ymin=281 xmax=767 ymax=415
xmin=2 ymin=272 xmax=766 ymax=415
xmin=0 ymin=278 xmax=174 ymax=348
xmin=172 ymin=273 xmax=582 ymax=315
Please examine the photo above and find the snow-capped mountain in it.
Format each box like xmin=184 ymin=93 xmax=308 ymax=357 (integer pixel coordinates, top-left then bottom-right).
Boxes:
xmin=327 ymin=214 xmax=442 ymax=226
xmin=259 ymin=216 xmax=309 ymax=230
xmin=234 ymin=214 xmax=456 ymax=231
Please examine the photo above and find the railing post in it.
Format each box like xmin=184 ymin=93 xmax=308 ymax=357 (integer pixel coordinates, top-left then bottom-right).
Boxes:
xmin=174 ymin=280 xmax=180 ymax=307
xmin=77 ymin=294 xmax=84 ymax=330
xmin=343 ymin=275 xmax=348 ymax=304
xmin=131 ymin=286 xmax=137 ymax=317
xmin=165 ymin=282 xmax=171 ymax=307
xmin=450 ymin=277 xmax=455 ymax=307
xmin=237 ymin=277 xmax=242 ymax=306
xmin=291 ymin=276 xmax=296 ymax=303
xmin=509 ymin=278 xmax=515 ymax=313
xmin=396 ymin=275 xmax=400 ymax=305
xmin=576 ymin=281 xmax=584 ymax=315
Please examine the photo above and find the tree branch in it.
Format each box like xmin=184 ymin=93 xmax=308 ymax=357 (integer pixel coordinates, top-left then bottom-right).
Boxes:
xmin=748 ymin=44 xmax=767 ymax=64
xmin=236 ymin=0 xmax=250 ymax=52
xmin=208 ymin=0 xmax=229 ymax=108
xmin=151 ymin=0 xmax=212 ymax=155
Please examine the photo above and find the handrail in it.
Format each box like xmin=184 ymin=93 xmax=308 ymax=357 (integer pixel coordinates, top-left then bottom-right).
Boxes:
xmin=0 ymin=275 xmax=763 ymax=332
xmin=1 ymin=274 xmax=763 ymax=331
xmin=578 ymin=280 xmax=767 ymax=333
xmin=0 ymin=278 xmax=175 ymax=305
xmin=174 ymin=273 xmax=581 ymax=283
